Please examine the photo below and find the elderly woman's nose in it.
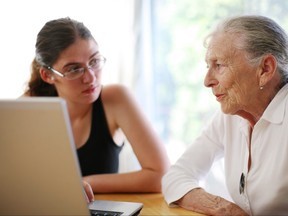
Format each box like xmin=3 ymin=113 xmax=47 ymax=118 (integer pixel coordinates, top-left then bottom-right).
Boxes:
xmin=204 ymin=68 xmax=217 ymax=87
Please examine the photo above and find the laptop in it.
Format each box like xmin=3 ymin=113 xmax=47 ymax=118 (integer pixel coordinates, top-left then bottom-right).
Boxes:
xmin=0 ymin=97 xmax=143 ymax=216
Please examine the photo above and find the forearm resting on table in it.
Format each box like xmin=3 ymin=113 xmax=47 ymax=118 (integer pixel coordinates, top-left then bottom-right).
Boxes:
xmin=83 ymin=169 xmax=163 ymax=193
xmin=176 ymin=188 xmax=248 ymax=216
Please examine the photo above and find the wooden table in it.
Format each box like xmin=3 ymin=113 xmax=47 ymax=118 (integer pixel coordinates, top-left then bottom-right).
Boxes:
xmin=94 ymin=193 xmax=204 ymax=215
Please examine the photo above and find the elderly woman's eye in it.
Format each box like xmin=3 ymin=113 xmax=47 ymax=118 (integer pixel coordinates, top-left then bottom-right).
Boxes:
xmin=215 ymin=63 xmax=228 ymax=75
xmin=216 ymin=63 xmax=226 ymax=69
xmin=216 ymin=62 xmax=223 ymax=67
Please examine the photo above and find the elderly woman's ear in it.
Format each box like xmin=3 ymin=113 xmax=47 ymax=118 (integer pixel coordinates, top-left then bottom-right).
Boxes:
xmin=258 ymin=54 xmax=278 ymax=87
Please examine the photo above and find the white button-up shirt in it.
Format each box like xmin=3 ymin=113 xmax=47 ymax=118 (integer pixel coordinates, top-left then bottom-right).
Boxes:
xmin=162 ymin=84 xmax=288 ymax=215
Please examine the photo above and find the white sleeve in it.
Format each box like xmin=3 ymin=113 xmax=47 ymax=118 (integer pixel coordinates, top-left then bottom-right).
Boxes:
xmin=162 ymin=111 xmax=225 ymax=206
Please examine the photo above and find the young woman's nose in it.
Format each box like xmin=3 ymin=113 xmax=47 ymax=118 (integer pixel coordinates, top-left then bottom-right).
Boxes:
xmin=82 ymin=67 xmax=96 ymax=83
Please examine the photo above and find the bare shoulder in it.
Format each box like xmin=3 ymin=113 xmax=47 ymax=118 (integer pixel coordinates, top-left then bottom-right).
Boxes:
xmin=100 ymin=84 xmax=137 ymax=128
xmin=101 ymin=84 xmax=133 ymax=104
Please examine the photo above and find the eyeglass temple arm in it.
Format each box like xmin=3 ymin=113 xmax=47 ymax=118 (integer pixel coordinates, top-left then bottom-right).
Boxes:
xmin=47 ymin=66 xmax=64 ymax=77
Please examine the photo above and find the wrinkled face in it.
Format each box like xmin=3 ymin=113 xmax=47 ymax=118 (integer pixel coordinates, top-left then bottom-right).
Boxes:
xmin=204 ymin=33 xmax=259 ymax=115
xmin=51 ymin=38 xmax=103 ymax=105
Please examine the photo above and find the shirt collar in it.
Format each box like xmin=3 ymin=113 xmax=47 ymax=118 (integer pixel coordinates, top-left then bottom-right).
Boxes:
xmin=261 ymin=83 xmax=288 ymax=124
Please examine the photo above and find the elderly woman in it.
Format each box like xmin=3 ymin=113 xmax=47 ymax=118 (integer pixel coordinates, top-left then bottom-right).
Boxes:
xmin=162 ymin=15 xmax=288 ymax=215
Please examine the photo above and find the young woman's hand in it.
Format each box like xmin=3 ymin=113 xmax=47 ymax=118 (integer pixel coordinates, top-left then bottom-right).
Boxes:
xmin=83 ymin=180 xmax=94 ymax=203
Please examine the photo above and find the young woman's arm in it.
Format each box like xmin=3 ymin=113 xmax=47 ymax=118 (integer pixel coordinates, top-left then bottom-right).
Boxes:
xmin=84 ymin=84 xmax=170 ymax=193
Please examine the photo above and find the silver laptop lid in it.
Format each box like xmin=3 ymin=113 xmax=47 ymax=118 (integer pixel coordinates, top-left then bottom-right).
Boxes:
xmin=0 ymin=98 xmax=90 ymax=215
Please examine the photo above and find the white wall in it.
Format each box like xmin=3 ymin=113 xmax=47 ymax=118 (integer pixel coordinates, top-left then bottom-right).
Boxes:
xmin=0 ymin=0 xmax=134 ymax=99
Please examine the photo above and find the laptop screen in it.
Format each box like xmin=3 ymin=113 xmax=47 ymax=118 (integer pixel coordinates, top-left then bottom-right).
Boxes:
xmin=0 ymin=98 xmax=143 ymax=216
xmin=0 ymin=98 xmax=91 ymax=215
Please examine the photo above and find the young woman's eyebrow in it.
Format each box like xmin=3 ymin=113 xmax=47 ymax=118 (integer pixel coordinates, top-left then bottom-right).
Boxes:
xmin=62 ymin=51 xmax=100 ymax=68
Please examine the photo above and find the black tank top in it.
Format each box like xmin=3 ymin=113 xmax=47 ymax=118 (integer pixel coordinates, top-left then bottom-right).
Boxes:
xmin=77 ymin=92 xmax=123 ymax=176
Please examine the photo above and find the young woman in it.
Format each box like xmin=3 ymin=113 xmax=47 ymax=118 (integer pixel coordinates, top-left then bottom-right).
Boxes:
xmin=24 ymin=17 xmax=170 ymax=196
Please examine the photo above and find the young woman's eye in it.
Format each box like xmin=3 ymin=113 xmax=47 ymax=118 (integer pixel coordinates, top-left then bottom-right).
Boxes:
xmin=89 ymin=58 xmax=100 ymax=66
xmin=67 ymin=66 xmax=81 ymax=73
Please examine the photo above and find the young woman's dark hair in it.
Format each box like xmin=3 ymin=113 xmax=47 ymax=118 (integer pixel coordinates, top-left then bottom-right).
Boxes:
xmin=25 ymin=17 xmax=95 ymax=96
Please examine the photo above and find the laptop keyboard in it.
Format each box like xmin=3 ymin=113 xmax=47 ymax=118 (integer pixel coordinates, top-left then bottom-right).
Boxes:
xmin=90 ymin=209 xmax=123 ymax=216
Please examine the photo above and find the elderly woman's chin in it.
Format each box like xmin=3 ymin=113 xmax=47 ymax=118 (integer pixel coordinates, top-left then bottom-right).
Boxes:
xmin=220 ymin=104 xmax=237 ymax=115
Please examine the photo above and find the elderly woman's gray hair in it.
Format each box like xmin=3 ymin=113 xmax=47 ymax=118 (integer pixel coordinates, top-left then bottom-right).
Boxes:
xmin=205 ymin=15 xmax=288 ymax=87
